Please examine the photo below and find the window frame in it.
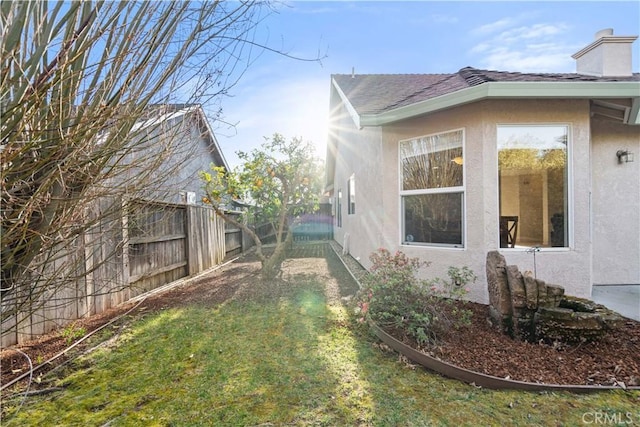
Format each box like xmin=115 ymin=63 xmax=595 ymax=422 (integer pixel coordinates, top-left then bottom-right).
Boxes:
xmin=398 ymin=128 xmax=466 ymax=248
xmin=336 ymin=189 xmax=342 ymax=228
xmin=347 ymin=174 xmax=355 ymax=215
xmin=496 ymin=123 xmax=572 ymax=250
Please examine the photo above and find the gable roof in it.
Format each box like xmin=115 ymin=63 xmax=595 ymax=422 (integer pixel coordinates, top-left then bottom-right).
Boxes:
xmin=332 ymin=67 xmax=640 ymax=127
xmin=136 ymin=104 xmax=229 ymax=170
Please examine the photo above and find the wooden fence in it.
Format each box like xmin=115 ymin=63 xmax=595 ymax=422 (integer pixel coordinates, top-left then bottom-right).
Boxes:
xmin=1 ymin=199 xmax=227 ymax=347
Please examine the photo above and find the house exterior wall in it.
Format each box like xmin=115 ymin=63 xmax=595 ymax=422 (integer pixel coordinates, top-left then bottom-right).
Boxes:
xmin=125 ymin=112 xmax=220 ymax=205
xmin=332 ymin=98 xmax=600 ymax=303
xmin=167 ymin=116 xmax=221 ymax=205
xmin=380 ymin=102 xmax=491 ymax=303
xmin=481 ymin=99 xmax=593 ymax=299
xmin=591 ymin=116 xmax=640 ymax=285
xmin=329 ymin=99 xmax=384 ymax=263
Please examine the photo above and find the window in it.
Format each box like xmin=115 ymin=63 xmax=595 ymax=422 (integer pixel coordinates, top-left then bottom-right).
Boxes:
xmin=497 ymin=125 xmax=568 ymax=248
xmin=347 ymin=175 xmax=355 ymax=215
xmin=336 ymin=189 xmax=342 ymax=227
xmin=400 ymin=129 xmax=464 ymax=246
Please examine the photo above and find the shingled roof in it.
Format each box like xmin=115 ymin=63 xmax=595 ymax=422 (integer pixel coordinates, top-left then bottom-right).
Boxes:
xmin=332 ymin=67 xmax=640 ymax=117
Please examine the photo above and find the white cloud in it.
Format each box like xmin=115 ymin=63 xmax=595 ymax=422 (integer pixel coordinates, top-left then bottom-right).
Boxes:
xmin=498 ymin=23 xmax=570 ymax=44
xmin=469 ymin=42 xmax=491 ymax=54
xmin=473 ymin=17 xmax=517 ymax=35
xmin=482 ymin=48 xmax=573 ymax=73
xmin=469 ymin=19 xmax=577 ymax=72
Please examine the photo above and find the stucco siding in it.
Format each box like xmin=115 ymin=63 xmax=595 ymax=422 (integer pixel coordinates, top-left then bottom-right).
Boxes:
xmin=375 ymin=100 xmax=595 ymax=300
xmin=332 ymin=97 xmax=603 ymax=302
xmin=591 ymin=116 xmax=640 ymax=285
xmin=329 ymin=100 xmax=384 ymax=266
xmin=484 ymin=99 xmax=593 ymax=298
xmin=382 ymin=103 xmax=490 ymax=303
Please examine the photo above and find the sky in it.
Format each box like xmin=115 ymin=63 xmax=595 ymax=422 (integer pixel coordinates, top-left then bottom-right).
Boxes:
xmin=209 ymin=1 xmax=640 ymax=168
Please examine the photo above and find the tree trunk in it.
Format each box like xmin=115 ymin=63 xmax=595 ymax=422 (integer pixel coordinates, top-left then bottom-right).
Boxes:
xmin=259 ymin=228 xmax=293 ymax=279
xmin=210 ymin=205 xmax=294 ymax=280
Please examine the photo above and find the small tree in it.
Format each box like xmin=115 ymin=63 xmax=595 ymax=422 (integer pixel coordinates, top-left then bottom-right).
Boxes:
xmin=201 ymin=134 xmax=323 ymax=279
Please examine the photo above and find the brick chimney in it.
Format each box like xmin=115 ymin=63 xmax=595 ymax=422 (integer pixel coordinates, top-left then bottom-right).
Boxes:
xmin=572 ymin=28 xmax=638 ymax=77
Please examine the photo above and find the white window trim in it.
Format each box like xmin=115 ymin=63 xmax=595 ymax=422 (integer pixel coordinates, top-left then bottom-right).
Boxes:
xmin=495 ymin=123 xmax=573 ymax=251
xmin=398 ymin=127 xmax=467 ymax=249
xmin=336 ymin=189 xmax=343 ymax=228
xmin=347 ymin=174 xmax=356 ymax=215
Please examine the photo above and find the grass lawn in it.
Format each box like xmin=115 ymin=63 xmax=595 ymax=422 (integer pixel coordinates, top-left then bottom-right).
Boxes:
xmin=2 ymin=247 xmax=638 ymax=426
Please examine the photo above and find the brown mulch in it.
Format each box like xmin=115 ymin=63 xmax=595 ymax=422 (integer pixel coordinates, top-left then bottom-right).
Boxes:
xmin=2 ymin=242 xmax=639 ymax=391
xmin=389 ymin=302 xmax=640 ymax=387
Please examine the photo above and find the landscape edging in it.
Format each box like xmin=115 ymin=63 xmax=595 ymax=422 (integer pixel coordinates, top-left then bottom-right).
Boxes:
xmin=328 ymin=241 xmax=639 ymax=392
xmin=369 ymin=321 xmax=640 ymax=393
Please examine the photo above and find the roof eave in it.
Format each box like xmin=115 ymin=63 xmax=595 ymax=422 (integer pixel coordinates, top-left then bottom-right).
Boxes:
xmin=331 ymin=77 xmax=362 ymax=129
xmin=194 ymin=107 xmax=230 ymax=171
xmin=359 ymin=81 xmax=640 ymax=127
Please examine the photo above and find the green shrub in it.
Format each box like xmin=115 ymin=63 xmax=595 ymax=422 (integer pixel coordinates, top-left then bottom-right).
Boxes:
xmin=356 ymin=248 xmax=475 ymax=346
xmin=61 ymin=323 xmax=87 ymax=345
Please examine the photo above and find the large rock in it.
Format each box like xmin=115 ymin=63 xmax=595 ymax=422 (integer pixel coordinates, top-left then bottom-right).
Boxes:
xmin=523 ymin=274 xmax=538 ymax=309
xmin=486 ymin=251 xmax=510 ymax=314
xmin=545 ymin=284 xmax=564 ymax=308
xmin=536 ymin=278 xmax=549 ymax=307
xmin=535 ymin=298 xmax=624 ymax=343
xmin=485 ymin=252 xmax=623 ymax=344
xmin=485 ymin=251 xmax=512 ymax=331
xmin=506 ymin=265 xmax=527 ymax=309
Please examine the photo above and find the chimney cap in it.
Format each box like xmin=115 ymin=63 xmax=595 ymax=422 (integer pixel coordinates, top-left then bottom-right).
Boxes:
xmin=571 ymin=31 xmax=638 ymax=61
xmin=572 ymin=28 xmax=638 ymax=76
xmin=594 ymin=28 xmax=614 ymax=39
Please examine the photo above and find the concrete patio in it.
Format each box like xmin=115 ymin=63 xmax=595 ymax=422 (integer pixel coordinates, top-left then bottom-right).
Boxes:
xmin=591 ymin=285 xmax=640 ymax=321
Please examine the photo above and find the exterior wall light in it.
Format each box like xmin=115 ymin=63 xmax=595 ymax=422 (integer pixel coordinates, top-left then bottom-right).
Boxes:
xmin=616 ymin=150 xmax=634 ymax=164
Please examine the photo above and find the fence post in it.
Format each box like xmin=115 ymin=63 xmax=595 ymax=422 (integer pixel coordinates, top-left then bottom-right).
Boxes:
xmin=121 ymin=198 xmax=130 ymax=302
xmin=186 ymin=204 xmax=193 ymax=275
xmin=82 ymin=208 xmax=95 ymax=317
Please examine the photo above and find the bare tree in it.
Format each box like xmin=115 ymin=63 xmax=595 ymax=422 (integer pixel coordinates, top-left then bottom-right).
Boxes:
xmin=1 ymin=1 xmax=319 ymax=340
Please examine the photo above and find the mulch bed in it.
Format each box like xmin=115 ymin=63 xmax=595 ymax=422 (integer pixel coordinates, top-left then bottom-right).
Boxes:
xmin=383 ymin=301 xmax=640 ymax=387
xmin=2 ymin=243 xmax=639 ymax=391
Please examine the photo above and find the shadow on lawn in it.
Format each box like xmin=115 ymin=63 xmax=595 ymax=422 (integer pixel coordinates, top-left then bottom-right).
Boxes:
xmin=4 ymin=242 xmax=637 ymax=426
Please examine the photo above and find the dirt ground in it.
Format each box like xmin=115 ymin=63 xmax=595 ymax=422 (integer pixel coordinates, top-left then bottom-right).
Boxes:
xmin=2 ymin=242 xmax=639 ymax=390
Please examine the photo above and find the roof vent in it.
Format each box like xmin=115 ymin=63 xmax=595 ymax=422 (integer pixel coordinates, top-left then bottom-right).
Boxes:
xmin=572 ymin=28 xmax=638 ymax=77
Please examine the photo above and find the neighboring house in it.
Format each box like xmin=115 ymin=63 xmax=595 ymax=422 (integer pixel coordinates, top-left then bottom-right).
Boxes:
xmin=325 ymin=29 xmax=640 ymax=304
xmin=1 ymin=103 xmax=231 ymax=346
xmin=125 ymin=103 xmax=229 ymax=205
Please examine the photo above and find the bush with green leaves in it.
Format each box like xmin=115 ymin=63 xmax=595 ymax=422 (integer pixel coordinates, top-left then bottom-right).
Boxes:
xmin=356 ymin=248 xmax=475 ymax=346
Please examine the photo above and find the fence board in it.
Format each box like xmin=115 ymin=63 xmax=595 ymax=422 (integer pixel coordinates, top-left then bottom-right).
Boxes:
xmin=1 ymin=199 xmax=231 ymax=347
xmin=188 ymin=206 xmax=225 ymax=273
xmin=128 ymin=202 xmax=188 ymax=293
xmin=0 ymin=306 xmax=16 ymax=348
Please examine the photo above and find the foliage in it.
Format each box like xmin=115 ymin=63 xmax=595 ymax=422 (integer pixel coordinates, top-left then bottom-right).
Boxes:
xmin=60 ymin=323 xmax=87 ymax=345
xmin=498 ymin=148 xmax=566 ymax=171
xmin=200 ymin=134 xmax=324 ymax=278
xmin=356 ymin=248 xmax=475 ymax=345
xmin=1 ymin=1 xmax=322 ymax=334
